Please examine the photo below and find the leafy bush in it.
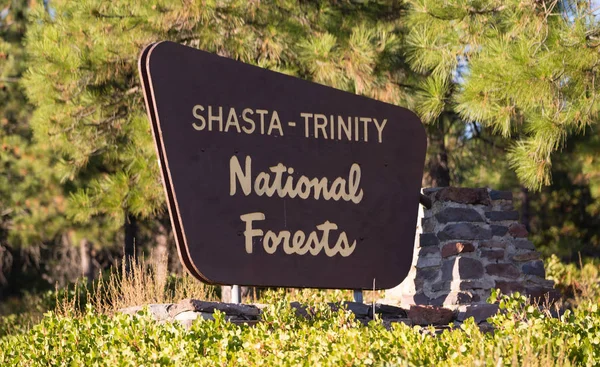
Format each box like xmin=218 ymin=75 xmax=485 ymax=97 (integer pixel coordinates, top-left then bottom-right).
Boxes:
xmin=2 ymin=258 xmax=599 ymax=365
xmin=546 ymin=254 xmax=600 ymax=303
xmin=0 ymin=314 xmax=26 ymax=338
xmin=1 ymin=291 xmax=599 ymax=366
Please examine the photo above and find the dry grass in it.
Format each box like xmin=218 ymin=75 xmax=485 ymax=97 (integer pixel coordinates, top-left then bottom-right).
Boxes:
xmin=55 ymin=251 xmax=216 ymax=316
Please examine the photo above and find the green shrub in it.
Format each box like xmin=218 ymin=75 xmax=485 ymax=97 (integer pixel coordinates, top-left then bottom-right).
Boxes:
xmin=2 ymin=258 xmax=600 ymax=365
xmin=1 ymin=292 xmax=599 ymax=366
xmin=546 ymin=254 xmax=600 ymax=304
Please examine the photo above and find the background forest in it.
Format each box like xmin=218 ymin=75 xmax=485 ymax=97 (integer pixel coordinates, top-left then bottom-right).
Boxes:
xmin=0 ymin=0 xmax=599 ymax=304
xmin=1 ymin=1 xmax=600 ymax=366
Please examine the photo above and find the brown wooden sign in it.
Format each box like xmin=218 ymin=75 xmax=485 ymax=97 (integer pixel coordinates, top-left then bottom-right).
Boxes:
xmin=138 ymin=41 xmax=426 ymax=290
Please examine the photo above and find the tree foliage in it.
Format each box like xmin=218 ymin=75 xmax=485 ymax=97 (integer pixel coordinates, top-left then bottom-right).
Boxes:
xmin=0 ymin=0 xmax=598 ymax=291
xmin=23 ymin=0 xmax=410 ymax=230
xmin=0 ymin=0 xmax=67 ymax=249
xmin=405 ymin=0 xmax=600 ymax=190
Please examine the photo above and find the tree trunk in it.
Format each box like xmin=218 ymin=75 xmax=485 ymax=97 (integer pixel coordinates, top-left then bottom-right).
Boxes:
xmin=424 ymin=117 xmax=451 ymax=187
xmin=79 ymin=238 xmax=94 ymax=283
xmin=0 ymin=245 xmax=12 ymax=286
xmin=124 ymin=212 xmax=138 ymax=273
xmin=153 ymin=222 xmax=169 ymax=288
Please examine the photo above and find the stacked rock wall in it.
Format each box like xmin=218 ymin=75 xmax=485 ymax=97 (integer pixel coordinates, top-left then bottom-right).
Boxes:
xmin=386 ymin=187 xmax=556 ymax=308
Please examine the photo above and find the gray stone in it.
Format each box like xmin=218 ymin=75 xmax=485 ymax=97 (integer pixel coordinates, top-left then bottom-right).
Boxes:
xmin=528 ymin=277 xmax=555 ymax=288
xmin=489 ymin=190 xmax=513 ymax=200
xmin=456 ymin=304 xmax=500 ymax=323
xmin=400 ymin=293 xmax=430 ymax=306
xmin=374 ymin=304 xmax=408 ymax=318
xmin=169 ymin=299 xmax=261 ymax=318
xmin=419 ymin=247 xmax=440 ymax=256
xmin=437 ymin=223 xmax=492 ymax=241
xmin=178 ymin=319 xmax=196 ymax=329
xmin=491 ymin=225 xmax=509 ymax=237
xmin=415 ymin=267 xmax=440 ymax=282
xmin=480 ymin=249 xmax=505 ymax=261
xmin=485 ymin=211 xmax=519 ymax=221
xmin=435 ymin=208 xmax=484 ymax=223
xmin=417 ymin=256 xmax=442 ymax=268
xmin=511 ymin=252 xmax=541 ymax=262
xmin=432 ymin=292 xmax=477 ymax=306
xmin=149 ymin=304 xmax=173 ymax=320
xmin=331 ymin=302 xmax=371 ymax=317
xmin=480 ymin=240 xmax=507 ymax=249
xmin=345 ymin=302 xmax=371 ymax=317
xmin=422 ymin=187 xmax=443 ymax=196
xmin=414 ymin=277 xmax=426 ymax=290
xmin=430 ymin=281 xmax=450 ymax=292
xmin=421 ymin=218 xmax=436 ymax=232
xmin=522 ymin=260 xmax=545 ymax=277
xmin=442 ymin=257 xmax=484 ymax=280
xmin=456 ymin=279 xmax=495 ymax=290
xmin=119 ymin=304 xmax=173 ymax=321
xmin=469 ymin=293 xmax=482 ymax=303
xmin=420 ymin=233 xmax=439 ymax=247
xmin=494 ymin=201 xmax=515 ymax=211
xmin=485 ymin=263 xmax=520 ymax=279
xmin=434 ymin=187 xmax=491 ymax=205
xmin=174 ymin=310 xmax=210 ymax=322
xmin=514 ymin=239 xmax=536 ymax=250
xmin=495 ymin=280 xmax=525 ymax=294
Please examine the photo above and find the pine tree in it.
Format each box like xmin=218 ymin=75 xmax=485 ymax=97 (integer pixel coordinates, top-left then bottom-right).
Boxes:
xmin=404 ymin=0 xmax=600 ymax=191
xmin=1 ymin=1 xmax=121 ymax=287
xmin=526 ymin=128 xmax=600 ymax=258
xmin=23 ymin=0 xmax=411 ymax=260
xmin=0 ymin=0 xmax=66 ymax=281
xmin=13 ymin=0 xmax=600 ymax=282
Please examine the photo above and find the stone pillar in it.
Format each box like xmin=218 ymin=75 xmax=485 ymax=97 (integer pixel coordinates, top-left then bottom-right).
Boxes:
xmin=386 ymin=187 xmax=556 ymax=309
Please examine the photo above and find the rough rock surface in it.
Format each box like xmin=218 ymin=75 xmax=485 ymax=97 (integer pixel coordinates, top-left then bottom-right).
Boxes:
xmin=385 ymin=187 xmax=557 ymax=309
xmin=408 ymin=305 xmax=454 ymax=326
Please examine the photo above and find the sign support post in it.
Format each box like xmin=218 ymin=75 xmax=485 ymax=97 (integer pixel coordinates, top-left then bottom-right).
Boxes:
xmin=353 ymin=290 xmax=363 ymax=303
xmin=231 ymin=285 xmax=242 ymax=304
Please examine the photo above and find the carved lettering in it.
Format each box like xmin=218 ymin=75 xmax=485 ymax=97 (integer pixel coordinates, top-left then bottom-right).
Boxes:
xmin=230 ymin=155 xmax=364 ymax=204
xmin=241 ymin=213 xmax=356 ymax=257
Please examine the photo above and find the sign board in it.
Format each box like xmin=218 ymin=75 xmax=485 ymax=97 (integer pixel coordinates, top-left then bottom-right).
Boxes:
xmin=139 ymin=41 xmax=426 ymax=290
